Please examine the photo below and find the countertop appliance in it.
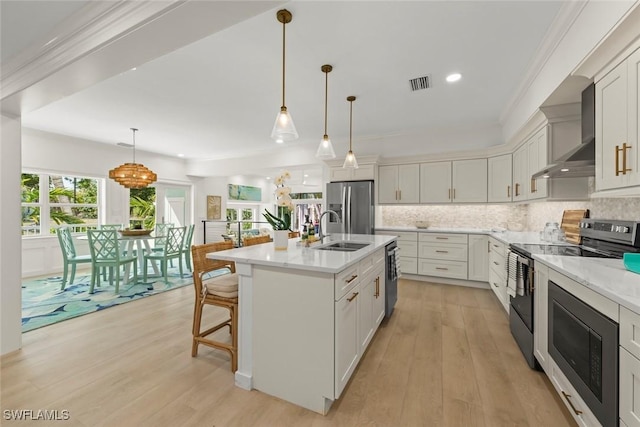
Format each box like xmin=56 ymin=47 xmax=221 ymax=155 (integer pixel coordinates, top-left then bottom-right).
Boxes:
xmin=385 ymin=240 xmax=399 ymax=318
xmin=325 ymin=180 xmax=375 ymax=235
xmin=508 ymin=219 xmax=640 ymax=371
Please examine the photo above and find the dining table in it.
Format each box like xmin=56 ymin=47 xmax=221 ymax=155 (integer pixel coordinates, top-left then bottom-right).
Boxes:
xmin=79 ymin=232 xmax=162 ymax=276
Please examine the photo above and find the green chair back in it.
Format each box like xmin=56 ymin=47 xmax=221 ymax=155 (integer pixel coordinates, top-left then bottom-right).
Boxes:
xmin=88 ymin=229 xmax=121 ymax=262
xmin=57 ymin=227 xmax=77 ymax=261
xmin=165 ymin=227 xmax=186 ymax=256
xmin=183 ymin=224 xmax=195 ymax=250
xmin=99 ymin=224 xmax=123 ymax=230
xmin=154 ymin=223 xmax=173 ymax=249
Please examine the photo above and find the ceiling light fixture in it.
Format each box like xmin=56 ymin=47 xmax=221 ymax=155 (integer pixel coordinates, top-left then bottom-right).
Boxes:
xmin=446 ymin=73 xmax=462 ymax=83
xmin=316 ymin=64 xmax=336 ymax=159
xmin=343 ymin=96 xmax=359 ymax=169
xmin=109 ymin=128 xmax=157 ymax=189
xmin=271 ymin=9 xmax=298 ymax=144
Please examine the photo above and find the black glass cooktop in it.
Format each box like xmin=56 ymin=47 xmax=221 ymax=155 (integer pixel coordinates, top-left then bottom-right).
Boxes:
xmin=510 ymin=243 xmax=619 ymax=259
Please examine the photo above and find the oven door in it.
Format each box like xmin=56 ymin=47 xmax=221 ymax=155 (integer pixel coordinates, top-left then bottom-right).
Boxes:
xmin=509 ymin=251 xmax=534 ymax=332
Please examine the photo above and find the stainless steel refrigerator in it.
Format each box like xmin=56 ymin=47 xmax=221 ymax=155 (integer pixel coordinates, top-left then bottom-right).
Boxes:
xmin=325 ymin=180 xmax=375 ymax=235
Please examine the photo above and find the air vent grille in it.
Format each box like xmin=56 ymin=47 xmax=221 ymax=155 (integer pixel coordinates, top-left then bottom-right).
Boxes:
xmin=409 ymin=75 xmax=431 ymax=91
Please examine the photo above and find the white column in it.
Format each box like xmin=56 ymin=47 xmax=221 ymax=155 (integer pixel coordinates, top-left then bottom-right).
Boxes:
xmin=1 ymin=114 xmax=23 ymax=354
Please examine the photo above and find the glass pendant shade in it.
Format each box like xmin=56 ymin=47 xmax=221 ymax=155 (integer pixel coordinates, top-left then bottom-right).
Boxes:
xmin=109 ymin=128 xmax=157 ymax=189
xmin=316 ymin=135 xmax=336 ymax=159
xmin=343 ymin=150 xmax=359 ymax=169
xmin=271 ymin=106 xmax=298 ymax=143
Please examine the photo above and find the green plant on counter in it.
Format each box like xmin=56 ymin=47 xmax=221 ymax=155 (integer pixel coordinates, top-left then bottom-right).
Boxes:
xmin=263 ymin=208 xmax=291 ymax=231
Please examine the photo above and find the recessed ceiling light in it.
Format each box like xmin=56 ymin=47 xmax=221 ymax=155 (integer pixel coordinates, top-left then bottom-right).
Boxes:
xmin=177 ymin=153 xmax=184 ymax=158
xmin=542 ymin=174 xmax=550 ymax=179
xmin=266 ymin=176 xmax=271 ymax=180
xmin=304 ymin=174 xmax=308 ymax=177
xmin=446 ymin=73 xmax=462 ymax=83
xmin=560 ymin=168 xmax=569 ymax=172
xmin=131 ymin=67 xmax=137 ymax=71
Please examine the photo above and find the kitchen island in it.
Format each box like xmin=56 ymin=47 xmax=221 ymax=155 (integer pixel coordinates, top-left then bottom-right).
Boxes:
xmin=207 ymin=233 xmax=397 ymax=414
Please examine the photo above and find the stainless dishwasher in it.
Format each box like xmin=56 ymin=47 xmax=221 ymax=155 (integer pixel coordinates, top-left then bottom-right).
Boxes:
xmin=385 ymin=241 xmax=399 ymax=317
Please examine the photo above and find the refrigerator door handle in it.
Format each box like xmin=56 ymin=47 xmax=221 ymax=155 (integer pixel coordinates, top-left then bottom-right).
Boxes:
xmin=347 ymin=186 xmax=352 ymax=233
xmin=341 ymin=186 xmax=347 ymax=230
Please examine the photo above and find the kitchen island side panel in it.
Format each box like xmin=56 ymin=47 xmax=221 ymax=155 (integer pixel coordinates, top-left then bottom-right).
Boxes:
xmin=252 ymin=266 xmax=336 ymax=414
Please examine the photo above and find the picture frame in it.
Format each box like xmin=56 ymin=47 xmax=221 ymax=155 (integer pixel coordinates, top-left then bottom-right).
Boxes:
xmin=206 ymin=195 xmax=222 ymax=220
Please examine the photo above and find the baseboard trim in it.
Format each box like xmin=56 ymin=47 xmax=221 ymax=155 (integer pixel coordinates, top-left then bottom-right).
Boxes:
xmin=400 ymin=274 xmax=490 ymax=289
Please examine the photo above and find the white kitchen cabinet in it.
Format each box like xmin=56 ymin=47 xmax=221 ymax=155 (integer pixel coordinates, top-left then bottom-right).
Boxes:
xmin=467 ymin=235 xmax=489 ymax=282
xmin=488 ymin=237 xmax=508 ymax=312
xmin=527 ymin=127 xmax=548 ymax=200
xmin=378 ymin=164 xmax=419 ymax=204
xmin=419 ymin=161 xmax=452 ymax=203
xmin=373 ymin=267 xmax=385 ymax=327
xmin=620 ymin=306 xmax=640 ymax=427
xmin=384 ymin=230 xmax=418 ymax=275
xmin=358 ymin=274 xmax=374 ymax=356
xmin=335 ymin=282 xmax=360 ymax=398
xmin=329 ymin=164 xmax=374 ymax=182
xmin=596 ymin=47 xmax=640 ymax=191
xmin=420 ymin=159 xmax=487 ymax=203
xmin=488 ymin=154 xmax=513 ymax=202
xmin=548 ymin=357 xmax=601 ymax=427
xmin=417 ymin=233 xmax=468 ymax=280
xmin=512 ymin=143 xmax=529 ymax=202
xmin=533 ymin=262 xmax=549 ymax=373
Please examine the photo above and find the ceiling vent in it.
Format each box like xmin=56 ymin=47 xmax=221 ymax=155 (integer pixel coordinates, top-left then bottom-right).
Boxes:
xmin=409 ymin=75 xmax=431 ymax=91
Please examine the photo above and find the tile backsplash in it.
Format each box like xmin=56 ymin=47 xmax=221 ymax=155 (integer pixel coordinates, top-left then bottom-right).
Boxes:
xmin=380 ymin=198 xmax=640 ymax=232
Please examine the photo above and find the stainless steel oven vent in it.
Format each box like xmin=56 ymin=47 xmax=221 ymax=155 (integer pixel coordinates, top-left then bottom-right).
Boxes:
xmin=409 ymin=75 xmax=431 ymax=91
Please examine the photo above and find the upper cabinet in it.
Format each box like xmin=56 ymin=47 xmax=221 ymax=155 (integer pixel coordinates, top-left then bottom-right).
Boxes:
xmin=527 ymin=126 xmax=549 ymax=200
xmin=420 ymin=159 xmax=487 ymax=203
xmin=329 ymin=164 xmax=375 ymax=182
xmin=488 ymin=154 xmax=512 ymax=203
xmin=596 ymin=47 xmax=640 ymax=191
xmin=512 ymin=145 xmax=529 ymax=202
xmin=378 ymin=164 xmax=419 ymax=204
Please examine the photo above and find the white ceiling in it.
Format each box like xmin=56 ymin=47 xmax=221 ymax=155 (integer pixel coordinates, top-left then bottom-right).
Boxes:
xmin=5 ymin=1 xmax=565 ymax=179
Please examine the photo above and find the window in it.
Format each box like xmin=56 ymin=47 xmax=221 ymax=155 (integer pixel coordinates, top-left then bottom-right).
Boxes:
xmin=130 ymin=187 xmax=156 ymax=230
xmin=226 ymin=205 xmax=259 ymax=236
xmin=21 ymin=173 xmax=101 ymax=236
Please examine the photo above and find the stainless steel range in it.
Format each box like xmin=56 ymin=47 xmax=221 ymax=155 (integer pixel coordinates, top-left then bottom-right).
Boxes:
xmin=508 ymin=219 xmax=640 ymax=370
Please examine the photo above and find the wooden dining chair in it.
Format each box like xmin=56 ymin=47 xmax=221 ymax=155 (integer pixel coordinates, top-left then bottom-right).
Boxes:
xmin=242 ymin=235 xmax=272 ymax=247
xmin=87 ymin=229 xmax=138 ymax=293
xmin=191 ymin=241 xmax=238 ymax=371
xmin=56 ymin=227 xmax=93 ymax=290
xmin=143 ymin=226 xmax=185 ymax=283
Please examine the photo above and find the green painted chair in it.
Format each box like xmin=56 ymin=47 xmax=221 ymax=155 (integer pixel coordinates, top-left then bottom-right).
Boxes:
xmin=56 ymin=227 xmax=93 ymax=290
xmin=153 ymin=223 xmax=173 ymax=252
xmin=87 ymin=229 xmax=138 ymax=294
xmin=180 ymin=224 xmax=196 ymax=272
xmin=99 ymin=224 xmax=124 ymax=230
xmin=144 ymin=226 xmax=186 ymax=283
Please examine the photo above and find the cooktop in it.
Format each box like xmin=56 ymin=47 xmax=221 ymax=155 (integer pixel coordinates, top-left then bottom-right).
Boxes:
xmin=509 ymin=243 xmax=620 ymax=259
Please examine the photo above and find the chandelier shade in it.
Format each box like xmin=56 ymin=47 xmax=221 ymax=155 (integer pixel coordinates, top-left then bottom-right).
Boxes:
xmin=109 ymin=128 xmax=157 ymax=189
xmin=343 ymin=96 xmax=359 ymax=169
xmin=316 ymin=64 xmax=336 ymax=159
xmin=271 ymin=9 xmax=298 ymax=143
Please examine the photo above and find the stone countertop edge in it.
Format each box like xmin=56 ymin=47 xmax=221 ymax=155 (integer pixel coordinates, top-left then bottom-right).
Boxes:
xmin=375 ymin=227 xmax=550 ymax=246
xmin=533 ymin=254 xmax=640 ymax=315
xmin=206 ymin=233 xmax=397 ymax=274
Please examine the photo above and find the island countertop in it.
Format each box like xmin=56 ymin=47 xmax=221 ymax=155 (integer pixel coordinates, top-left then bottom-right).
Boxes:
xmin=207 ymin=233 xmax=396 ymax=274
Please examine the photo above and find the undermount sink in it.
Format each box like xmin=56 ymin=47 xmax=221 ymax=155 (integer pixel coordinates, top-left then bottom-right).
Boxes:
xmin=313 ymin=242 xmax=371 ymax=252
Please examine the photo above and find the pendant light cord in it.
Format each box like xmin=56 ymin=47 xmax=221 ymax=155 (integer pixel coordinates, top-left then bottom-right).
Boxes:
xmin=131 ymin=128 xmax=138 ymax=163
xmin=349 ymin=99 xmax=353 ymax=151
xmin=281 ymin=19 xmax=286 ymax=108
xmin=324 ymin=70 xmax=329 ymax=135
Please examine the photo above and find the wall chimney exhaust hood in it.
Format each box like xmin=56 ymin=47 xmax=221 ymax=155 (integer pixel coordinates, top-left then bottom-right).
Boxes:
xmin=532 ymin=82 xmax=595 ymax=180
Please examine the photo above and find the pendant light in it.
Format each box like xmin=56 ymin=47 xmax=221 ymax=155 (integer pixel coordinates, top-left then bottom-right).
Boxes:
xmin=271 ymin=9 xmax=298 ymax=143
xmin=109 ymin=128 xmax=157 ymax=189
xmin=343 ymin=96 xmax=359 ymax=169
xmin=316 ymin=64 xmax=336 ymax=159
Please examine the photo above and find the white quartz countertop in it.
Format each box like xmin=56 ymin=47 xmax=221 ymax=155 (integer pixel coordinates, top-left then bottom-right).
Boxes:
xmin=207 ymin=233 xmax=396 ymax=274
xmin=376 ymin=226 xmax=491 ymax=234
xmin=533 ymin=255 xmax=640 ymax=314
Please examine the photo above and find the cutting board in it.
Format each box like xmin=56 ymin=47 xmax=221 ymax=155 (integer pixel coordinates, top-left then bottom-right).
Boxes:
xmin=560 ymin=209 xmax=589 ymax=244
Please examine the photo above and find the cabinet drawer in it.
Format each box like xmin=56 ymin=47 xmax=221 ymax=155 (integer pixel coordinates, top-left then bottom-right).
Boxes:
xmin=489 ymin=237 xmax=507 ymax=258
xmin=621 ymin=306 xmax=640 ymax=360
xmin=419 ymin=233 xmax=468 ymax=245
xmin=400 ymin=257 xmax=417 ymax=275
xmin=620 ymin=347 xmax=640 ymax=427
xmin=489 ymin=265 xmax=506 ymax=287
xmin=418 ymin=242 xmax=468 ymax=262
xmin=548 ymin=357 xmax=600 ymax=427
xmin=418 ymin=259 xmax=468 ymax=280
xmin=335 ymin=264 xmax=360 ymax=301
xmin=489 ymin=250 xmax=506 ymax=275
xmin=393 ymin=231 xmax=418 ymax=242
xmin=398 ymin=241 xmax=418 ymax=257
xmin=359 ymin=254 xmax=375 ymax=279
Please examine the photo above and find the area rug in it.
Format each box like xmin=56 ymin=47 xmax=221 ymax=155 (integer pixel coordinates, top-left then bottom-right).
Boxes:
xmin=22 ymin=267 xmax=228 ymax=332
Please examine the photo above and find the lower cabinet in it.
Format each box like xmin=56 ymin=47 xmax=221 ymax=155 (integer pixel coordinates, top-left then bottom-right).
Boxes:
xmin=488 ymin=237 xmax=508 ymax=312
xmin=468 ymin=234 xmax=489 ymax=282
xmin=335 ymin=282 xmax=359 ymax=398
xmin=417 ymin=233 xmax=468 ymax=279
xmin=620 ymin=306 xmax=640 ymax=427
xmin=395 ymin=231 xmax=418 ymax=275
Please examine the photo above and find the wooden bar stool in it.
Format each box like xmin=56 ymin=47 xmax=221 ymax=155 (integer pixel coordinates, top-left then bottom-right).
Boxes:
xmin=190 ymin=242 xmax=238 ymax=371
xmin=242 ymin=235 xmax=272 ymax=247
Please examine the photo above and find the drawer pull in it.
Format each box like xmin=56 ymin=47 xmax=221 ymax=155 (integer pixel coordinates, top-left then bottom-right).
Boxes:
xmin=507 ymin=185 xmax=511 ymax=198
xmin=493 ymin=261 xmax=499 ymax=265
xmin=561 ymin=391 xmax=582 ymax=416
xmin=436 ymin=237 xmax=449 ymax=240
xmin=515 ymin=183 xmax=520 ymax=197
xmin=493 ymin=282 xmax=499 ymax=288
xmin=435 ymin=267 xmax=449 ymax=271
xmin=493 ymin=244 xmax=499 ymax=248
xmin=347 ymin=292 xmax=359 ymax=302
xmin=435 ymin=250 xmax=449 ymax=253
xmin=345 ymin=274 xmax=358 ymax=284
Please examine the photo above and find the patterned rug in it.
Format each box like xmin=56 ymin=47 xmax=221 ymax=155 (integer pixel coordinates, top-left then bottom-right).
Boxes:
xmin=22 ymin=267 xmax=227 ymax=332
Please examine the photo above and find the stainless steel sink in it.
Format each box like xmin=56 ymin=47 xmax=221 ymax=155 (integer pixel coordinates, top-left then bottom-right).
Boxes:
xmin=313 ymin=242 xmax=371 ymax=252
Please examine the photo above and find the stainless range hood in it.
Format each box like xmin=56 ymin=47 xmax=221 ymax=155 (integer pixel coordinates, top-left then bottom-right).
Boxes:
xmin=531 ymin=138 xmax=594 ymax=179
xmin=532 ymin=82 xmax=595 ymax=179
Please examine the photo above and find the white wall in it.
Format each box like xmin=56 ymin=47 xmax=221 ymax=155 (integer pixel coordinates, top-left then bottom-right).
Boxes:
xmin=2 ymin=114 xmax=23 ymax=354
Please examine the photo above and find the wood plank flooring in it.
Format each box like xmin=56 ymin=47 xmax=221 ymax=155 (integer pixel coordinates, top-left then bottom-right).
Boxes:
xmin=1 ymin=278 xmax=576 ymax=426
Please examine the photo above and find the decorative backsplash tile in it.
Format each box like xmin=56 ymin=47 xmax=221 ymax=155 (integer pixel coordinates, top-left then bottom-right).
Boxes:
xmin=380 ymin=198 xmax=640 ymax=232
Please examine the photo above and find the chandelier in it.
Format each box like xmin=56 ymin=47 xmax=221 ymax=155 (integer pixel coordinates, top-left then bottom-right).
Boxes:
xmin=109 ymin=128 xmax=157 ymax=189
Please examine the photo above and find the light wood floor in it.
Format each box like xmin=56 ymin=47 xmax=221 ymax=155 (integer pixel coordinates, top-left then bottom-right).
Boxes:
xmin=1 ymin=278 xmax=576 ymax=426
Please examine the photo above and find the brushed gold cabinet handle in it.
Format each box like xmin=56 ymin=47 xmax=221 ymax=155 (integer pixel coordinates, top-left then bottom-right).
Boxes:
xmin=375 ymin=277 xmax=380 ymax=298
xmin=435 ymin=267 xmax=449 ymax=271
xmin=493 ymin=282 xmax=499 ymax=288
xmin=453 ymin=188 xmax=456 ymax=199
xmin=487 ymin=241 xmax=490 ymax=253
xmin=530 ymin=178 xmax=536 ymax=193
xmin=399 ymin=190 xmax=401 ymax=200
xmin=347 ymin=292 xmax=359 ymax=302
xmin=448 ymin=188 xmax=451 ymax=200
xmin=345 ymin=274 xmax=358 ymax=284
xmin=616 ymin=145 xmax=621 ymax=176
xmin=436 ymin=250 xmax=449 ymax=253
xmin=623 ymin=143 xmax=632 ymax=175
xmin=515 ymin=183 xmax=520 ymax=197
xmin=561 ymin=391 xmax=583 ymax=416
xmin=493 ymin=261 xmax=499 ymax=265
xmin=436 ymin=237 xmax=449 ymax=240
xmin=507 ymin=185 xmax=511 ymax=198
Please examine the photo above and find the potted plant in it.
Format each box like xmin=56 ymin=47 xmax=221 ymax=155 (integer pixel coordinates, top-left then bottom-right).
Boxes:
xmin=263 ymin=171 xmax=293 ymax=250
